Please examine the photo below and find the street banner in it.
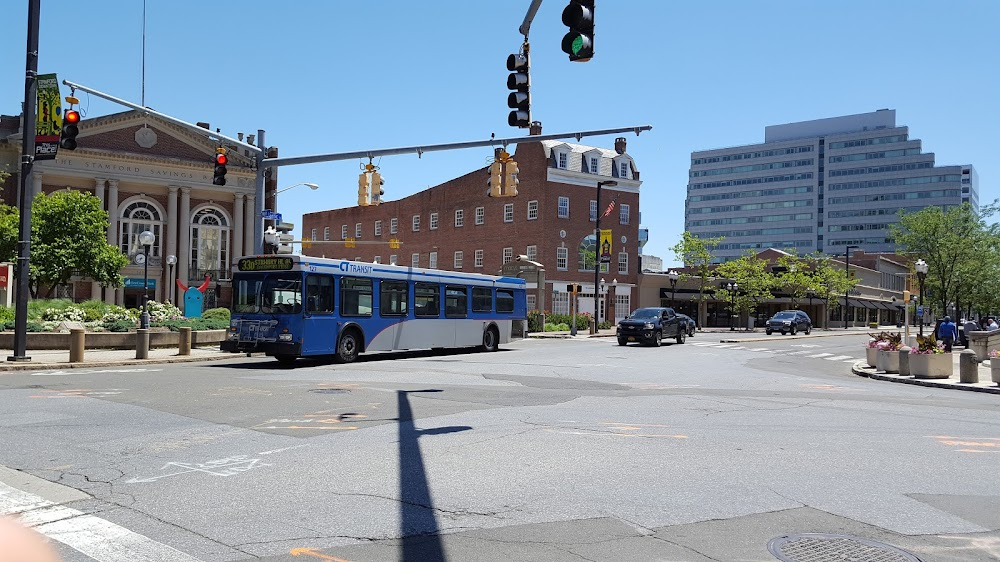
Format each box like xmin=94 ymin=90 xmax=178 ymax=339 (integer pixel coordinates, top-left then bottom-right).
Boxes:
xmin=599 ymin=229 xmax=612 ymax=264
xmin=35 ymin=73 xmax=62 ymax=160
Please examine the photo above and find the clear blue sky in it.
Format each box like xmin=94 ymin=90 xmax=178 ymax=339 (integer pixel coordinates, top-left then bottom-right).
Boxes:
xmin=3 ymin=0 xmax=997 ymax=264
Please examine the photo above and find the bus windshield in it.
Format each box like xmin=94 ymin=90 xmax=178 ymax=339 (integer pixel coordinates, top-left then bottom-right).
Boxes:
xmin=233 ymin=273 xmax=302 ymax=314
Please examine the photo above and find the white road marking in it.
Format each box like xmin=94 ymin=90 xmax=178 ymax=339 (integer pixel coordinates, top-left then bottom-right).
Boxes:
xmin=32 ymin=368 xmax=163 ymax=376
xmin=749 ymin=348 xmax=771 ymax=352
xmin=713 ymin=344 xmax=738 ymax=348
xmin=0 ymin=481 xmax=201 ymax=561
xmin=844 ymin=359 xmax=860 ymax=363
xmin=807 ymin=353 xmax=834 ymax=358
xmin=825 ymin=355 xmax=854 ymax=361
xmin=791 ymin=344 xmax=821 ymax=348
xmin=785 ymin=350 xmax=813 ymax=355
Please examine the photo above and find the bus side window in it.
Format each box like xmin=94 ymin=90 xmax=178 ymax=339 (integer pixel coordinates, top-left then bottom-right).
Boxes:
xmin=306 ymin=274 xmax=334 ymax=314
xmin=380 ymin=280 xmax=408 ymax=317
xmin=445 ymin=286 xmax=467 ymax=318
xmin=472 ymin=287 xmax=492 ymax=313
xmin=415 ymin=282 xmax=439 ymax=317
xmin=496 ymin=289 xmax=515 ymax=313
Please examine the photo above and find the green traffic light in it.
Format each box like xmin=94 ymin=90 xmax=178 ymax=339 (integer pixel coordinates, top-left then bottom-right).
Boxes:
xmin=571 ymin=35 xmax=585 ymax=55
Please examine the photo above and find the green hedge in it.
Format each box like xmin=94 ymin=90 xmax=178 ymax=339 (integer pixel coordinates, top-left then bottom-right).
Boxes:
xmin=156 ymin=318 xmax=230 ymax=331
xmin=200 ymin=308 xmax=231 ymax=322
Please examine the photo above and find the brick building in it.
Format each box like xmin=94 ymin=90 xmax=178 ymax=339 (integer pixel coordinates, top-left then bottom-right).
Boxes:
xmin=0 ymin=110 xmax=274 ymax=307
xmin=302 ymin=136 xmax=643 ymax=323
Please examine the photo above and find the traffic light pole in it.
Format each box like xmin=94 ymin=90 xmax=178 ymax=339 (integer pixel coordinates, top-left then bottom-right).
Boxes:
xmin=9 ymin=0 xmax=40 ymax=362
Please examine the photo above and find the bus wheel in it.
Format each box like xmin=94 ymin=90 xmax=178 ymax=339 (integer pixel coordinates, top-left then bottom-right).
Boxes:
xmin=336 ymin=330 xmax=361 ymax=363
xmin=275 ymin=354 xmax=296 ymax=365
xmin=481 ymin=326 xmax=499 ymax=352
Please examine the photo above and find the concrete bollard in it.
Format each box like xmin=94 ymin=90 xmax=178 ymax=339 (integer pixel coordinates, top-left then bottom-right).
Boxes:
xmin=898 ymin=346 xmax=911 ymax=377
xmin=178 ymin=327 xmax=192 ymax=356
xmin=135 ymin=328 xmax=150 ymax=360
xmin=959 ymin=349 xmax=979 ymax=383
xmin=69 ymin=328 xmax=85 ymax=363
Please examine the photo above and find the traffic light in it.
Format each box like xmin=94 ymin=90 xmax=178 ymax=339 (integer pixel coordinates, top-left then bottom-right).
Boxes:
xmin=370 ymin=170 xmax=384 ymax=206
xmin=59 ymin=109 xmax=80 ymax=150
xmin=506 ymin=50 xmax=530 ymax=128
xmin=502 ymin=158 xmax=519 ymax=197
xmin=358 ymin=170 xmax=370 ymax=206
xmin=213 ymin=148 xmax=228 ymax=186
xmin=273 ymin=222 xmax=295 ymax=254
xmin=561 ymin=0 xmax=595 ymax=62
xmin=486 ymin=159 xmax=503 ymax=197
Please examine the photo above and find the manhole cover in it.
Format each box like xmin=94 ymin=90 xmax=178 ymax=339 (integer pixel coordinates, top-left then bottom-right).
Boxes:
xmin=768 ymin=534 xmax=923 ymax=562
xmin=309 ymin=388 xmax=350 ymax=394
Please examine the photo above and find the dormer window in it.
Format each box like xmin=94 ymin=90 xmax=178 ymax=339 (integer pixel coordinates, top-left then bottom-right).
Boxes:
xmin=558 ymin=152 xmax=568 ymax=169
xmin=619 ymin=162 xmax=629 ymax=179
xmin=590 ymin=157 xmax=599 ymax=174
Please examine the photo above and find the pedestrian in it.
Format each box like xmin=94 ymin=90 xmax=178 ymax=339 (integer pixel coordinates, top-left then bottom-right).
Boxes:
xmin=989 ymin=317 xmax=1000 ymax=331
xmin=962 ymin=317 xmax=979 ymax=348
xmin=938 ymin=316 xmax=958 ymax=352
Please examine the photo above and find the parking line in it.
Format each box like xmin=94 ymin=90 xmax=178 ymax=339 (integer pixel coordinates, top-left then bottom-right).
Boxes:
xmin=807 ymin=353 xmax=834 ymax=358
xmin=825 ymin=355 xmax=854 ymax=361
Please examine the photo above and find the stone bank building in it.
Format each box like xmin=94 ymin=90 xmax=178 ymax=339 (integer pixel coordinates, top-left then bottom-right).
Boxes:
xmin=303 ymin=135 xmax=643 ymax=324
xmin=0 ymin=110 xmax=276 ymax=307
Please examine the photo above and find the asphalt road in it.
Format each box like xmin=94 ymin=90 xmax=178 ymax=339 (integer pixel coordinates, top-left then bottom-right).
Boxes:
xmin=1 ymin=331 xmax=999 ymax=562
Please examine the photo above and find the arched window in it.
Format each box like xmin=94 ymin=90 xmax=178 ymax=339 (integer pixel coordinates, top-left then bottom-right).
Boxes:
xmin=191 ymin=206 xmax=231 ymax=278
xmin=578 ymin=234 xmax=597 ymax=272
xmin=119 ymin=199 xmax=164 ymax=261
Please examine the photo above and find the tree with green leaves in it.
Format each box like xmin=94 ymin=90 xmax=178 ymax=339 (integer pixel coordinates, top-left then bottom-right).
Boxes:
xmin=30 ymin=190 xmax=129 ymax=298
xmin=773 ymin=252 xmax=819 ymax=308
xmin=0 ymin=204 xmax=18 ymax=263
xmin=671 ymin=231 xmax=724 ymax=328
xmin=713 ymin=252 xmax=775 ymax=329
xmin=806 ymin=253 xmax=858 ymax=328
xmin=890 ymin=202 xmax=999 ymax=318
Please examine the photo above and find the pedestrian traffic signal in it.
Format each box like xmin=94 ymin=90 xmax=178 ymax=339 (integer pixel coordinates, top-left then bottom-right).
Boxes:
xmin=561 ymin=0 xmax=595 ymax=62
xmin=502 ymin=158 xmax=519 ymax=197
xmin=506 ymin=50 xmax=530 ymax=128
xmin=487 ymin=159 xmax=503 ymax=197
xmin=213 ymin=148 xmax=228 ymax=186
xmin=59 ymin=109 xmax=80 ymax=150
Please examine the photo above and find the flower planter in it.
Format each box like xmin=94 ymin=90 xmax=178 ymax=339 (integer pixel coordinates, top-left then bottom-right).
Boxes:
xmin=909 ymin=352 xmax=952 ymax=379
xmin=876 ymin=350 xmax=899 ymax=373
xmin=865 ymin=347 xmax=878 ymax=368
xmin=991 ymin=363 xmax=1000 ymax=385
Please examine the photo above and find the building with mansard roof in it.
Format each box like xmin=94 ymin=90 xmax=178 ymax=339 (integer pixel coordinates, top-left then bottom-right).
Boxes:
xmin=0 ymin=110 xmax=276 ymax=308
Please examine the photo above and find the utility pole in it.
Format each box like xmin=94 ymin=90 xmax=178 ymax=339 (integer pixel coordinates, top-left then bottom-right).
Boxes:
xmin=9 ymin=0 xmax=40 ymax=362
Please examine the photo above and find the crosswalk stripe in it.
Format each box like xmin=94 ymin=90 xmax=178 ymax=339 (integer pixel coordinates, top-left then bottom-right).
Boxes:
xmin=785 ymin=350 xmax=812 ymax=355
xmin=825 ymin=355 xmax=854 ymax=361
xmin=807 ymin=353 xmax=834 ymax=358
xmin=843 ymin=359 xmax=860 ymax=363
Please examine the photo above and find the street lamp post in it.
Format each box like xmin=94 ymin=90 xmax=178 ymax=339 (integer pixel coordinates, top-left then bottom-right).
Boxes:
xmin=166 ymin=254 xmax=176 ymax=303
xmin=592 ymin=179 xmax=618 ymax=334
xmin=727 ymin=281 xmax=738 ymax=331
xmin=915 ymin=258 xmax=928 ymax=337
xmin=276 ymin=182 xmax=320 ymax=195
xmin=667 ymin=270 xmax=679 ymax=310
xmin=138 ymin=230 xmax=155 ymax=329
xmin=844 ymin=245 xmax=859 ymax=329
xmin=599 ymin=278 xmax=606 ymax=326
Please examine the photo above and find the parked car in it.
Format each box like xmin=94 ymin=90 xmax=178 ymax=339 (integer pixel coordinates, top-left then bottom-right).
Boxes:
xmin=677 ymin=313 xmax=696 ymax=337
xmin=617 ymin=307 xmax=686 ymax=346
xmin=765 ymin=310 xmax=812 ymax=335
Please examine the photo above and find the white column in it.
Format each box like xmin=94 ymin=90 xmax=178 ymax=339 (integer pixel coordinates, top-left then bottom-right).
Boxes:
xmin=31 ymin=172 xmax=43 ymax=200
xmin=105 ymin=180 xmax=120 ymax=304
xmin=243 ymin=194 xmax=255 ymax=255
xmin=166 ymin=186 xmax=178 ymax=303
xmin=178 ymin=187 xmax=191 ymax=287
xmin=91 ymin=178 xmax=107 ymax=301
xmin=233 ymin=193 xmax=245 ymax=262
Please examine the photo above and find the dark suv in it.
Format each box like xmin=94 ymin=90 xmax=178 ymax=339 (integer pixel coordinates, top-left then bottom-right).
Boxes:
xmin=766 ymin=310 xmax=811 ymax=335
xmin=617 ymin=307 xmax=686 ymax=346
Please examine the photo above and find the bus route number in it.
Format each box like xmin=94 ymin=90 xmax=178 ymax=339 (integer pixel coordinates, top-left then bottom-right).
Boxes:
xmin=238 ymin=257 xmax=294 ymax=272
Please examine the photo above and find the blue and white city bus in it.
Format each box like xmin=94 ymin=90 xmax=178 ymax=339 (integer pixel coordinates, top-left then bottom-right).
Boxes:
xmin=222 ymin=255 xmax=528 ymax=364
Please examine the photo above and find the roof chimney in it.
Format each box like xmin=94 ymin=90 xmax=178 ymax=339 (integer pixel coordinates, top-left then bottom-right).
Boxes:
xmin=614 ymin=137 xmax=627 ymax=155
xmin=529 ymin=121 xmax=542 ymax=136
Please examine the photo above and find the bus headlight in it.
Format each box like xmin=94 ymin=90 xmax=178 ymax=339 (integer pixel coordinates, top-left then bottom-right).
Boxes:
xmin=278 ymin=333 xmax=293 ymax=342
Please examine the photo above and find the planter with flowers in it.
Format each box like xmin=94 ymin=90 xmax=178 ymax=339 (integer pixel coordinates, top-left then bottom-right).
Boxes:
xmin=990 ymin=350 xmax=1000 ymax=385
xmin=865 ymin=337 xmax=880 ymax=368
xmin=874 ymin=332 xmax=902 ymax=373
xmin=910 ymin=335 xmax=952 ymax=379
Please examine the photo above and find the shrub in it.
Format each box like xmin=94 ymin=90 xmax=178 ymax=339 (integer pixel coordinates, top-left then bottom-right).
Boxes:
xmin=27 ymin=298 xmax=72 ymax=320
xmin=25 ymin=321 xmax=47 ymax=332
xmin=78 ymin=300 xmax=111 ymax=322
xmin=912 ymin=335 xmax=945 ymax=354
xmin=103 ymin=319 xmax=135 ymax=333
xmin=0 ymin=307 xmax=14 ymax=328
xmin=41 ymin=305 xmax=86 ymax=322
xmin=201 ymin=308 xmax=231 ymax=322
xmin=100 ymin=306 xmax=139 ymax=324
xmin=145 ymin=301 xmax=184 ymax=323
xmin=157 ymin=318 xmax=229 ymax=331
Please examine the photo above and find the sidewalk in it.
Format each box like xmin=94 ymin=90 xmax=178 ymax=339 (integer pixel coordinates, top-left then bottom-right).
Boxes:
xmin=852 ymin=354 xmax=999 ymax=395
xmin=0 ymin=346 xmax=239 ymax=372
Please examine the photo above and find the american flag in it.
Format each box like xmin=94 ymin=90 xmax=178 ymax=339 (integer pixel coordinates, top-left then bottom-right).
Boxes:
xmin=602 ymin=196 xmax=618 ymax=219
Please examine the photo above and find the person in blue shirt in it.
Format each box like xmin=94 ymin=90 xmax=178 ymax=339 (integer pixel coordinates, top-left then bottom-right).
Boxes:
xmin=939 ymin=316 xmax=958 ymax=352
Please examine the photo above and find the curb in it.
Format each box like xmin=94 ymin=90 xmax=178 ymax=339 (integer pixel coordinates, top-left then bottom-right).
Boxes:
xmin=719 ymin=330 xmax=898 ymax=344
xmin=850 ymin=361 xmax=1000 ymax=395
xmin=0 ymin=351 xmax=256 ymax=373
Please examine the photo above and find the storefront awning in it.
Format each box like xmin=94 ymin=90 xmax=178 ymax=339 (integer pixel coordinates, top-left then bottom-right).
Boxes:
xmin=847 ymin=299 xmax=867 ymax=308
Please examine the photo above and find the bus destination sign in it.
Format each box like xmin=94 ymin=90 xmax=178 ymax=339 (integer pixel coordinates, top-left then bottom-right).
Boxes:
xmin=238 ymin=257 xmax=294 ymax=271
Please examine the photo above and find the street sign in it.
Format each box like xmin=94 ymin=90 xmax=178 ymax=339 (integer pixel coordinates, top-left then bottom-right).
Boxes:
xmin=124 ymin=278 xmax=157 ymax=289
xmin=916 ymin=305 xmax=924 ymax=318
xmin=261 ymin=210 xmax=282 ymax=221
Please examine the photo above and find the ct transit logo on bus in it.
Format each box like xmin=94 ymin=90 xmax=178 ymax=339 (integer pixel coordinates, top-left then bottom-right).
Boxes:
xmin=339 ymin=262 xmax=374 ymax=274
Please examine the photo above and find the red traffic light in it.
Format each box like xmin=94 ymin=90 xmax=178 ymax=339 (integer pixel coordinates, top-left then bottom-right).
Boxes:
xmin=215 ymin=153 xmax=228 ymax=166
xmin=63 ymin=110 xmax=80 ymax=124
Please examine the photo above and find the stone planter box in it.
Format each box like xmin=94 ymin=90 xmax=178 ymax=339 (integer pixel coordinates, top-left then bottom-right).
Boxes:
xmin=992 ymin=363 xmax=1000 ymax=385
xmin=909 ymin=352 xmax=952 ymax=379
xmin=865 ymin=347 xmax=878 ymax=368
xmin=876 ymin=349 xmax=899 ymax=373
xmin=0 ymin=329 xmax=227 ymax=350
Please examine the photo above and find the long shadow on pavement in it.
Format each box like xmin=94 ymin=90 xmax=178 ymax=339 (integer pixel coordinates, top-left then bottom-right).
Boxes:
xmin=396 ymin=389 xmax=471 ymax=562
xmin=208 ymin=347 xmax=511 ymax=370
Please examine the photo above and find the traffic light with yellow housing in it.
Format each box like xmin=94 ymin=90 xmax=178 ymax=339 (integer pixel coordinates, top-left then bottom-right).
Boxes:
xmin=487 ymin=160 xmax=503 ymax=197
xmin=502 ymin=159 xmax=519 ymax=197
